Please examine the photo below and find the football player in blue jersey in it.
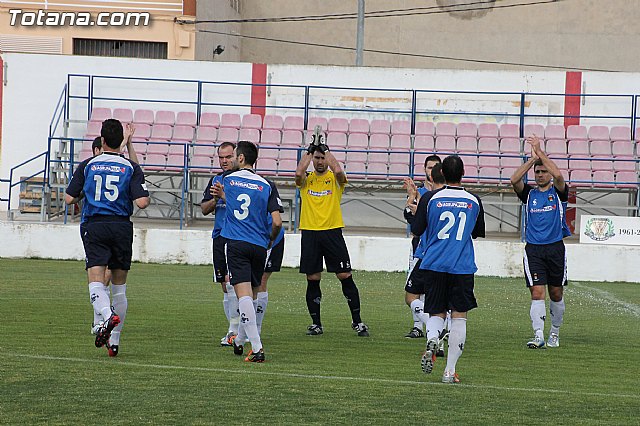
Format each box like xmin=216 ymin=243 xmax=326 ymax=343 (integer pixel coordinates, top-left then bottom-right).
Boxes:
xmin=66 ymin=118 xmax=150 ymax=357
xmin=411 ymin=155 xmax=485 ymax=383
xmin=510 ymin=135 xmax=570 ymax=350
xmin=213 ymin=141 xmax=283 ymax=363
xmin=201 ymin=142 xmax=240 ymax=347
xmin=403 ymin=154 xmax=441 ymax=339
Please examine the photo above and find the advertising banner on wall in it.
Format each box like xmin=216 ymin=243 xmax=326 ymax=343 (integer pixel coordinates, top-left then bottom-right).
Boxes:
xmin=580 ymin=215 xmax=640 ymax=246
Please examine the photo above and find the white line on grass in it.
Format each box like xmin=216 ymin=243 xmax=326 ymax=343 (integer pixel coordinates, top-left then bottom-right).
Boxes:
xmin=573 ymin=282 xmax=640 ymax=318
xmin=4 ymin=351 xmax=639 ymax=400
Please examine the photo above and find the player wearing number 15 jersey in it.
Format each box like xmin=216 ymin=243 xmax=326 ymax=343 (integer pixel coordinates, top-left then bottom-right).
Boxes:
xmin=411 ymin=155 xmax=485 ymax=384
xmin=218 ymin=141 xmax=283 ymax=362
xmin=66 ymin=119 xmax=150 ymax=356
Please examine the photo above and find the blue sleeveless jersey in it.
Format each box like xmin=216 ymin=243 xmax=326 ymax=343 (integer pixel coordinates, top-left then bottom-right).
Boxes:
xmin=412 ymin=186 xmax=485 ymax=274
xmin=412 ymin=186 xmax=431 ymax=260
xmin=66 ymin=152 xmax=148 ymax=223
xmin=202 ymin=174 xmax=227 ymax=239
xmin=220 ymin=169 xmax=283 ymax=248
xmin=518 ymin=184 xmax=571 ymax=245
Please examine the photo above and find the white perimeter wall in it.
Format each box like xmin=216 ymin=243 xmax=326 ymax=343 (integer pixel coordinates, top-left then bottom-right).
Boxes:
xmin=1 ymin=221 xmax=638 ymax=283
xmin=3 ymin=52 xmax=640 ymax=211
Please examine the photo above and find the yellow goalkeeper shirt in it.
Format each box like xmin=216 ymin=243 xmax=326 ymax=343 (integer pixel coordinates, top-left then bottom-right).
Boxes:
xmin=298 ymin=170 xmax=346 ymax=230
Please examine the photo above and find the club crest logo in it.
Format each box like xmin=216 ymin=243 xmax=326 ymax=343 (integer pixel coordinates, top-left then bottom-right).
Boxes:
xmin=584 ymin=217 xmax=615 ymax=241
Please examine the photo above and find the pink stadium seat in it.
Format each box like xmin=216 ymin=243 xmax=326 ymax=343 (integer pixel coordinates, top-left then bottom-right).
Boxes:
xmin=456 ymin=137 xmax=477 ymax=153
xmin=369 ymin=134 xmax=390 ymax=149
xmin=147 ymin=141 xmax=169 ymax=155
xmin=241 ymin=114 xmax=262 ymax=130
xmin=176 ymin=111 xmax=197 ymax=127
xmin=569 ymin=159 xmax=591 ymax=171
xmin=499 ymin=137 xmax=521 ymax=153
xmin=193 ymin=145 xmax=216 ymax=157
xmin=478 ymin=155 xmax=500 ymax=168
xmin=415 ymin=122 xmax=435 ymax=136
xmin=212 ymin=154 xmax=220 ymax=170
xmin=200 ymin=112 xmax=220 ymax=128
xmin=459 ymin=154 xmax=478 ymax=169
xmin=79 ymin=149 xmax=93 ymax=162
xmin=435 ymin=136 xmax=456 ymax=153
xmin=283 ymin=116 xmax=304 ymax=131
xmin=166 ymin=154 xmax=185 ymax=172
xmin=278 ymin=159 xmax=298 ymax=176
xmin=566 ymin=125 xmax=588 ymax=140
xmin=389 ymin=163 xmax=410 ymax=176
xmin=327 ymin=132 xmax=348 ymax=149
xmin=151 ymin=124 xmax=173 ymax=140
xmin=369 ymin=119 xmax=390 ymax=135
xmin=131 ymin=142 xmax=148 ymax=155
xmin=368 ymin=153 xmax=388 ymax=164
xmin=217 ymin=127 xmax=239 ymax=143
xmin=590 ymin=158 xmax=613 ymax=171
xmin=501 ymin=155 xmax=523 ymax=168
xmin=332 ymin=150 xmax=347 ymax=163
xmin=570 ymin=170 xmax=592 ymax=187
xmin=196 ymin=126 xmax=217 ymax=142
xmin=133 ymin=109 xmax=154 ymax=125
xmin=239 ymin=128 xmax=260 ymax=143
xmin=456 ymin=123 xmax=477 ymax=138
xmin=391 ymin=135 xmax=412 ymax=150
xmin=609 ymin=126 xmax=631 ymax=141
xmin=524 ymin=124 xmax=544 ymax=138
xmin=391 ymin=120 xmax=411 ymax=135
xmin=256 ymin=158 xmax=278 ymax=175
xmin=281 ymin=130 xmax=303 ymax=147
xmin=220 ymin=113 xmax=241 ymax=129
xmin=501 ymin=168 xmax=517 ymax=183
xmin=478 ymin=123 xmax=499 ymax=138
xmin=86 ymin=121 xmax=102 ymax=137
xmin=478 ymin=137 xmax=499 ymax=153
xmin=172 ymin=125 xmax=194 ymax=141
xmin=90 ymin=107 xmax=111 ymax=122
xmin=168 ymin=143 xmax=187 ymax=155
xmin=414 ymin=136 xmax=435 ymax=152
xmin=545 ymin=139 xmax=567 ymax=155
xmin=279 ymin=148 xmax=299 ymax=161
xmin=499 ymin=123 xmax=520 ymax=139
xmin=612 ymin=141 xmax=634 ymax=156
xmin=144 ymin=153 xmax=167 ymax=171
xmin=544 ymin=124 xmax=565 ymax=140
xmin=113 ymin=108 xmax=133 ymax=123
xmin=349 ymin=118 xmax=370 ymax=135
xmin=389 ymin=152 xmax=409 ymax=166
xmin=435 ymin=122 xmax=456 ymax=137
xmin=616 ymin=171 xmax=638 ymax=188
xmin=81 ymin=140 xmax=94 ymax=152
xmin=347 ymin=162 xmax=367 ymax=178
xmin=260 ymin=129 xmax=281 ymax=145
xmin=553 ymin=159 xmax=570 ymax=171
xmin=568 ymin=140 xmax=589 ymax=156
xmin=308 ymin=117 xmax=328 ymax=132
xmin=347 ymin=152 xmax=367 ymax=164
xmin=462 ymin=166 xmax=479 ymax=184
xmin=479 ymin=167 xmax=501 ymax=184
xmin=190 ymin=155 xmax=213 ymax=172
xmin=367 ymin=162 xmax=388 ymax=178
xmin=134 ymin=124 xmax=152 ymax=139
xmin=589 ymin=140 xmax=612 ymax=156
xmin=347 ymin=133 xmax=368 ymax=149
xmin=613 ymin=157 xmax=636 ymax=171
xmin=592 ymin=170 xmax=615 ymax=188
xmin=588 ymin=125 xmax=609 ymax=141
xmin=155 ymin=111 xmax=175 ymax=126
xmin=258 ymin=145 xmax=279 ymax=160
xmin=328 ymin=118 xmax=349 ymax=133
xmin=263 ymin=115 xmax=284 ymax=130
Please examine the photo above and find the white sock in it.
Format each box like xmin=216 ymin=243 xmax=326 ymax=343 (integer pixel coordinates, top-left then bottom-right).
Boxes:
xmin=109 ymin=284 xmax=127 ymax=346
xmin=426 ymin=315 xmax=445 ymax=342
xmin=238 ymin=296 xmax=262 ymax=352
xmin=445 ymin=318 xmax=467 ymax=374
xmin=222 ymin=292 xmax=230 ymax=322
xmin=419 ymin=294 xmax=426 ymax=330
xmin=549 ymin=299 xmax=565 ymax=335
xmin=255 ymin=292 xmax=268 ymax=335
xmin=409 ymin=299 xmax=429 ymax=330
xmin=88 ymin=282 xmax=112 ymax=321
xmin=226 ymin=283 xmax=239 ymax=334
xmin=530 ymin=299 xmax=546 ymax=338
xmin=445 ymin=311 xmax=452 ymax=332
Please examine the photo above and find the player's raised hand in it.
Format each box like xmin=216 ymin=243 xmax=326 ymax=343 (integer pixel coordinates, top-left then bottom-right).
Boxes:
xmin=526 ymin=134 xmax=542 ymax=152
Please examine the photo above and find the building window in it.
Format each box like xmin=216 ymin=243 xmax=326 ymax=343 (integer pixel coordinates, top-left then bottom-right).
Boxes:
xmin=73 ymin=39 xmax=168 ymax=59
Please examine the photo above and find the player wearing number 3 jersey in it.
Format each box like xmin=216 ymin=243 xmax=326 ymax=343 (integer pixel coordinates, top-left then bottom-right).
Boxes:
xmin=66 ymin=118 xmax=150 ymax=356
xmin=411 ymin=155 xmax=485 ymax=383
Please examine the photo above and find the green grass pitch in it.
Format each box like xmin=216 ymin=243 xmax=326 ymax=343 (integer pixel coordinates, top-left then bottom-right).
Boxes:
xmin=1 ymin=258 xmax=639 ymax=424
